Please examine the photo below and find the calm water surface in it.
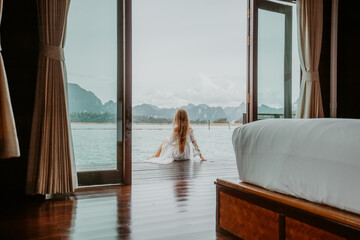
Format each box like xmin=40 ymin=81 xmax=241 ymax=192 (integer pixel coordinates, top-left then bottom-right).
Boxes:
xmin=71 ymin=123 xmax=238 ymax=171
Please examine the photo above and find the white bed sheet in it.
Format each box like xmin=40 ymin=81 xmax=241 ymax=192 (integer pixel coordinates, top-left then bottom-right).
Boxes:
xmin=232 ymin=118 xmax=360 ymax=214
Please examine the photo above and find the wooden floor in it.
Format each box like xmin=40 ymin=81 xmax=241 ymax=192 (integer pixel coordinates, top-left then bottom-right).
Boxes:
xmin=0 ymin=158 xmax=239 ymax=239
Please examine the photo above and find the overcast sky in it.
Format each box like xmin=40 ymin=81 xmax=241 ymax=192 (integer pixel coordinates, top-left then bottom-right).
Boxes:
xmin=65 ymin=0 xmax=117 ymax=104
xmin=65 ymin=0 xmax=298 ymax=109
xmin=132 ymin=0 xmax=247 ymax=108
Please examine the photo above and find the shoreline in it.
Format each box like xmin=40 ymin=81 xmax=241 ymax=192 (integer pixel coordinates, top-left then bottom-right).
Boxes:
xmin=71 ymin=122 xmax=243 ymax=126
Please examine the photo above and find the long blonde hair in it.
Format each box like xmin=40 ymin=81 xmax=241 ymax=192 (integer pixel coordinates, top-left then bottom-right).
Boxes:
xmin=173 ymin=109 xmax=190 ymax=153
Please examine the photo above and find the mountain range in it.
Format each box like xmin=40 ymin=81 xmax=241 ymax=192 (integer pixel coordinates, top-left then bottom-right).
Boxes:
xmin=68 ymin=83 xmax=286 ymax=123
xmin=132 ymin=103 xmax=248 ymax=123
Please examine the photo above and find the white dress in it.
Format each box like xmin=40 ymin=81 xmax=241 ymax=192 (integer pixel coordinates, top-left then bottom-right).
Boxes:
xmin=146 ymin=127 xmax=202 ymax=164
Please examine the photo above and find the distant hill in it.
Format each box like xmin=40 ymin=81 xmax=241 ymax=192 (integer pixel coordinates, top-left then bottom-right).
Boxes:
xmin=133 ymin=104 xmax=176 ymax=119
xmin=68 ymin=83 xmax=116 ymax=114
xmin=68 ymin=83 xmax=104 ymax=113
xmin=134 ymin=103 xmax=246 ymax=123
xmin=68 ymin=83 xmax=287 ymax=123
xmin=133 ymin=103 xmax=230 ymax=122
xmin=258 ymin=104 xmax=283 ymax=114
xmin=104 ymin=100 xmax=116 ymax=113
xmin=183 ymin=104 xmax=227 ymax=122
xmin=224 ymin=103 xmax=247 ymax=122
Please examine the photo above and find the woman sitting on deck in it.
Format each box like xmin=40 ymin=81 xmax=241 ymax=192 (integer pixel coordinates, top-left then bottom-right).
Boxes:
xmin=146 ymin=108 xmax=207 ymax=164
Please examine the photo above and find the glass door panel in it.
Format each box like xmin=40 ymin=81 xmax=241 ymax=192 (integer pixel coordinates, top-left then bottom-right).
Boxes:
xmin=258 ymin=9 xmax=285 ymax=119
xmin=66 ymin=0 xmax=130 ymax=185
xmin=249 ymin=0 xmax=300 ymax=121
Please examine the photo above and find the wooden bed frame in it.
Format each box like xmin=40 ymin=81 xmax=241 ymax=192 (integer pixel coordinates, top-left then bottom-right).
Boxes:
xmin=215 ymin=178 xmax=360 ymax=240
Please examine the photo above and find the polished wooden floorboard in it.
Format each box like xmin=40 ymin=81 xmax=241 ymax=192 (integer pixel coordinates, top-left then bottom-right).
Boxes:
xmin=0 ymin=159 xmax=238 ymax=239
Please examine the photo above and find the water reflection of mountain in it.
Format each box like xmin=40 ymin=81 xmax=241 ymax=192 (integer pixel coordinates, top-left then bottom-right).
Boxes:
xmin=68 ymin=83 xmax=291 ymax=123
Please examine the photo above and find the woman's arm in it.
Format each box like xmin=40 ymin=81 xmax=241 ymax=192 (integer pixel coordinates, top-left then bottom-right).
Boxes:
xmin=189 ymin=128 xmax=207 ymax=161
xmin=146 ymin=143 xmax=162 ymax=160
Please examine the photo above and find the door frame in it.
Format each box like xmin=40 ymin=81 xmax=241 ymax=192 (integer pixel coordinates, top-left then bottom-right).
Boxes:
xmin=247 ymin=0 xmax=294 ymax=122
xmin=77 ymin=0 xmax=132 ymax=186
xmin=122 ymin=0 xmax=132 ymax=186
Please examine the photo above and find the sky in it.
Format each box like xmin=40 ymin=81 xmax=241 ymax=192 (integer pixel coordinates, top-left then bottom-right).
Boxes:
xmin=65 ymin=0 xmax=298 ymax=109
xmin=132 ymin=0 xmax=247 ymax=108
xmin=65 ymin=0 xmax=117 ymax=104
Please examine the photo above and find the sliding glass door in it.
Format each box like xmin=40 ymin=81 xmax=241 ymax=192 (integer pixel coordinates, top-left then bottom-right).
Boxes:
xmin=66 ymin=0 xmax=132 ymax=186
xmin=248 ymin=0 xmax=300 ymax=122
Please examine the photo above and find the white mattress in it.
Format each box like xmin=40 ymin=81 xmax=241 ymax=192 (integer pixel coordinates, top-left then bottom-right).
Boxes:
xmin=232 ymin=118 xmax=360 ymax=214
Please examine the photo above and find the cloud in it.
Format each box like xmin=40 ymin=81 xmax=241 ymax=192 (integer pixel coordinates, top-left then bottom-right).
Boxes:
xmin=133 ymin=72 xmax=246 ymax=108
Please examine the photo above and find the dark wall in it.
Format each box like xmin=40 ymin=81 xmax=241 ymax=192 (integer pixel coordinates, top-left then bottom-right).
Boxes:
xmin=1 ymin=0 xmax=38 ymax=198
xmin=337 ymin=1 xmax=360 ymax=118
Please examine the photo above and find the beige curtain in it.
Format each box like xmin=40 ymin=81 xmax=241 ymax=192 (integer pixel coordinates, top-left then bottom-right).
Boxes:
xmin=27 ymin=0 xmax=77 ymax=195
xmin=296 ymin=0 xmax=324 ymax=118
xmin=0 ymin=0 xmax=20 ymax=158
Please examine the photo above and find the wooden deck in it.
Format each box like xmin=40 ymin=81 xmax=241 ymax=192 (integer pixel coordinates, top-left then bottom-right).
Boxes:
xmin=0 ymin=158 xmax=239 ymax=239
xmin=133 ymin=158 xmax=238 ymax=183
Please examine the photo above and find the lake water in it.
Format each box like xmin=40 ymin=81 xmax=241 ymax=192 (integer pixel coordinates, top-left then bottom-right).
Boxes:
xmin=71 ymin=123 xmax=238 ymax=171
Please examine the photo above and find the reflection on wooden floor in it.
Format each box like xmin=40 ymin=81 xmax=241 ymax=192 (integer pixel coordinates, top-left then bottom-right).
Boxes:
xmin=0 ymin=158 xmax=238 ymax=239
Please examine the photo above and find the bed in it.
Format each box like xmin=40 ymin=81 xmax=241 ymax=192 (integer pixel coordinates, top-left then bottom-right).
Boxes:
xmin=216 ymin=119 xmax=360 ymax=239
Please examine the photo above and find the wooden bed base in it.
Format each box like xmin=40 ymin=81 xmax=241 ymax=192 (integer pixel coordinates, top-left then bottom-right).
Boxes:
xmin=215 ymin=178 xmax=360 ymax=240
